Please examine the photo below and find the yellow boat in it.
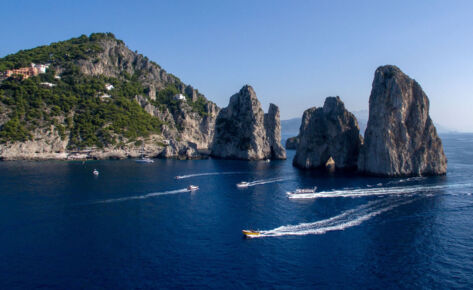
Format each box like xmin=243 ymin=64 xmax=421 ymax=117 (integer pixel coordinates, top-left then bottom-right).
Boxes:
xmin=242 ymin=230 xmax=260 ymax=237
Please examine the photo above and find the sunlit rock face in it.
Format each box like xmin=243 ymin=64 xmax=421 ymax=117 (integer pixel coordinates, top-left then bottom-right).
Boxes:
xmin=358 ymin=65 xmax=447 ymax=176
xmin=211 ymin=85 xmax=286 ymax=160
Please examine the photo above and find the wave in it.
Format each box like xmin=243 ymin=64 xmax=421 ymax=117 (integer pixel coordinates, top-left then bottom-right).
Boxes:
xmin=240 ymin=177 xmax=289 ymax=187
xmin=90 ymin=188 xmax=190 ymax=204
xmin=287 ymin=182 xmax=473 ymax=200
xmin=254 ymin=197 xmax=418 ymax=238
xmin=176 ymin=171 xmax=245 ymax=179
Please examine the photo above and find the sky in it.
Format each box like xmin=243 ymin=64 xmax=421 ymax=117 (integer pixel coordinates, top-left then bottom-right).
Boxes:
xmin=1 ymin=0 xmax=473 ymax=131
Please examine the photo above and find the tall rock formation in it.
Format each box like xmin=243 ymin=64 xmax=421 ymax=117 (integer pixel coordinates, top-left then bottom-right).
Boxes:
xmin=358 ymin=65 xmax=447 ymax=176
xmin=293 ymin=96 xmax=362 ymax=170
xmin=211 ymin=85 xmax=286 ymax=160
xmin=264 ymin=104 xmax=286 ymax=159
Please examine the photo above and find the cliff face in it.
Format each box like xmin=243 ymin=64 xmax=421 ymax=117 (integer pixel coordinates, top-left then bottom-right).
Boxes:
xmin=211 ymin=85 xmax=286 ymax=160
xmin=293 ymin=96 xmax=362 ymax=170
xmin=73 ymin=37 xmax=220 ymax=151
xmin=358 ymin=65 xmax=447 ymax=176
xmin=264 ymin=104 xmax=286 ymax=159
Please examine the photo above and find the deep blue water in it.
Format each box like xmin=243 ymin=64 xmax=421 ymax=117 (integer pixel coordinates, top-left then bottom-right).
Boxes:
xmin=1 ymin=134 xmax=473 ymax=289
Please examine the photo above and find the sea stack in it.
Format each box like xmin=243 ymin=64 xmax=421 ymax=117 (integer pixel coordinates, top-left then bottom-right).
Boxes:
xmin=358 ymin=65 xmax=447 ymax=176
xmin=285 ymin=136 xmax=299 ymax=149
xmin=293 ymin=96 xmax=362 ymax=170
xmin=211 ymin=85 xmax=286 ymax=160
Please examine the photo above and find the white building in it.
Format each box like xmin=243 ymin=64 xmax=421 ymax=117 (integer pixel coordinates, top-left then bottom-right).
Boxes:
xmin=105 ymin=84 xmax=114 ymax=91
xmin=40 ymin=82 xmax=56 ymax=88
xmin=100 ymin=94 xmax=111 ymax=99
xmin=32 ymin=63 xmax=50 ymax=73
xmin=173 ymin=94 xmax=186 ymax=101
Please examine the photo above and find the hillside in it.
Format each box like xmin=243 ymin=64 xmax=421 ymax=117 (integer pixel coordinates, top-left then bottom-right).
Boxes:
xmin=0 ymin=33 xmax=219 ymax=159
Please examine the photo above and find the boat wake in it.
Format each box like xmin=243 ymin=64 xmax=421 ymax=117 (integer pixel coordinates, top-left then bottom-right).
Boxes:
xmin=241 ymin=177 xmax=289 ymax=187
xmin=176 ymin=171 xmax=245 ymax=179
xmin=90 ymin=188 xmax=190 ymax=204
xmin=288 ymin=182 xmax=473 ymax=200
xmin=254 ymin=197 xmax=419 ymax=238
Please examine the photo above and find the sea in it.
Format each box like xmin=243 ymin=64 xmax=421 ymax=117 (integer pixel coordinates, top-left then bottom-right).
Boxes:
xmin=1 ymin=134 xmax=472 ymax=289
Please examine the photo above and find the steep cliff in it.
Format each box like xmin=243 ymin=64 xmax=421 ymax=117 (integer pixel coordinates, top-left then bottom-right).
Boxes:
xmin=0 ymin=33 xmax=219 ymax=159
xmin=264 ymin=104 xmax=286 ymax=159
xmin=211 ymin=85 xmax=286 ymax=160
xmin=358 ymin=65 xmax=447 ymax=176
xmin=293 ymin=96 xmax=362 ymax=170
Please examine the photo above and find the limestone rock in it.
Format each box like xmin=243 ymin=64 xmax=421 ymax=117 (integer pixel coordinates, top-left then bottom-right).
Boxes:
xmin=159 ymin=140 xmax=201 ymax=159
xmin=211 ymin=85 xmax=286 ymax=160
xmin=285 ymin=136 xmax=299 ymax=149
xmin=358 ymin=65 xmax=447 ymax=176
xmin=264 ymin=104 xmax=286 ymax=159
xmin=293 ymin=96 xmax=362 ymax=170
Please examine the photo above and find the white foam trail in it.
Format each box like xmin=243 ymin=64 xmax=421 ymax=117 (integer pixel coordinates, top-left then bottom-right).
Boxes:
xmin=255 ymin=197 xmax=418 ymax=238
xmin=242 ymin=177 xmax=289 ymax=187
xmin=92 ymin=188 xmax=189 ymax=204
xmin=176 ymin=172 xmax=244 ymax=179
xmin=288 ymin=183 xmax=473 ymax=200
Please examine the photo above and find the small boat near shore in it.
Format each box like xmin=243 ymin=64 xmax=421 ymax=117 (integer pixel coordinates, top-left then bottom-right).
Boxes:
xmin=286 ymin=186 xmax=317 ymax=195
xmin=187 ymin=185 xmax=199 ymax=191
xmin=242 ymin=229 xmax=260 ymax=237
xmin=237 ymin=181 xmax=250 ymax=188
xmin=135 ymin=157 xmax=154 ymax=163
xmin=93 ymin=169 xmax=99 ymax=176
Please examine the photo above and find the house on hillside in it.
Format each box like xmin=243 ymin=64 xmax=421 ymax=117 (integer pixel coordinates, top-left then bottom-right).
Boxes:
xmin=173 ymin=94 xmax=186 ymax=101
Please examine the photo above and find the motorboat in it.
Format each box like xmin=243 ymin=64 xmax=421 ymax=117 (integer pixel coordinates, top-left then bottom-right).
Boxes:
xmin=175 ymin=176 xmax=183 ymax=179
xmin=187 ymin=185 xmax=199 ymax=191
xmin=236 ymin=181 xmax=250 ymax=188
xmin=136 ymin=145 xmax=154 ymax=163
xmin=135 ymin=157 xmax=154 ymax=163
xmin=92 ymin=169 xmax=99 ymax=176
xmin=265 ymin=159 xmax=270 ymax=163
xmin=286 ymin=186 xmax=317 ymax=195
xmin=242 ymin=230 xmax=260 ymax=237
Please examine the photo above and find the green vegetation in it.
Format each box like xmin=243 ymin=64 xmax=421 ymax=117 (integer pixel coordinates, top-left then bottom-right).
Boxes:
xmin=0 ymin=33 xmax=116 ymax=71
xmin=0 ymin=67 xmax=162 ymax=147
xmin=0 ymin=32 xmax=214 ymax=148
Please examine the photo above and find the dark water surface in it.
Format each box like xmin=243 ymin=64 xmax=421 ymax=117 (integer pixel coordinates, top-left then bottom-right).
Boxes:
xmin=1 ymin=134 xmax=473 ymax=288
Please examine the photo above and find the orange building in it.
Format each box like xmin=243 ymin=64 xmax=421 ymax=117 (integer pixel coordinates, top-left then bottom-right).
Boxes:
xmin=2 ymin=63 xmax=49 ymax=79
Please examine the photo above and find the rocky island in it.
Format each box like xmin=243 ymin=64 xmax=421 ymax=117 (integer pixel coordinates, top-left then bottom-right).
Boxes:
xmin=357 ymin=65 xmax=447 ymax=176
xmin=211 ymin=85 xmax=286 ymax=160
xmin=291 ymin=65 xmax=447 ymax=177
xmin=293 ymin=96 xmax=362 ymax=170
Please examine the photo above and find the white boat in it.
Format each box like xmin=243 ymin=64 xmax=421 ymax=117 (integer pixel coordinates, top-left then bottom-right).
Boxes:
xmin=265 ymin=159 xmax=271 ymax=163
xmin=187 ymin=185 xmax=199 ymax=191
xmin=237 ymin=181 xmax=250 ymax=188
xmin=93 ymin=169 xmax=99 ymax=176
xmin=175 ymin=176 xmax=183 ymax=179
xmin=135 ymin=157 xmax=154 ymax=163
xmin=286 ymin=186 xmax=317 ymax=195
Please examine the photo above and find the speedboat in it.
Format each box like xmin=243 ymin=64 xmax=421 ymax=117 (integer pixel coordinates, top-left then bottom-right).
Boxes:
xmin=237 ymin=181 xmax=250 ymax=188
xmin=242 ymin=229 xmax=260 ymax=237
xmin=135 ymin=157 xmax=154 ymax=163
xmin=175 ymin=176 xmax=183 ymax=179
xmin=265 ymin=159 xmax=270 ymax=163
xmin=187 ymin=185 xmax=199 ymax=191
xmin=92 ymin=169 xmax=99 ymax=176
xmin=286 ymin=186 xmax=317 ymax=195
